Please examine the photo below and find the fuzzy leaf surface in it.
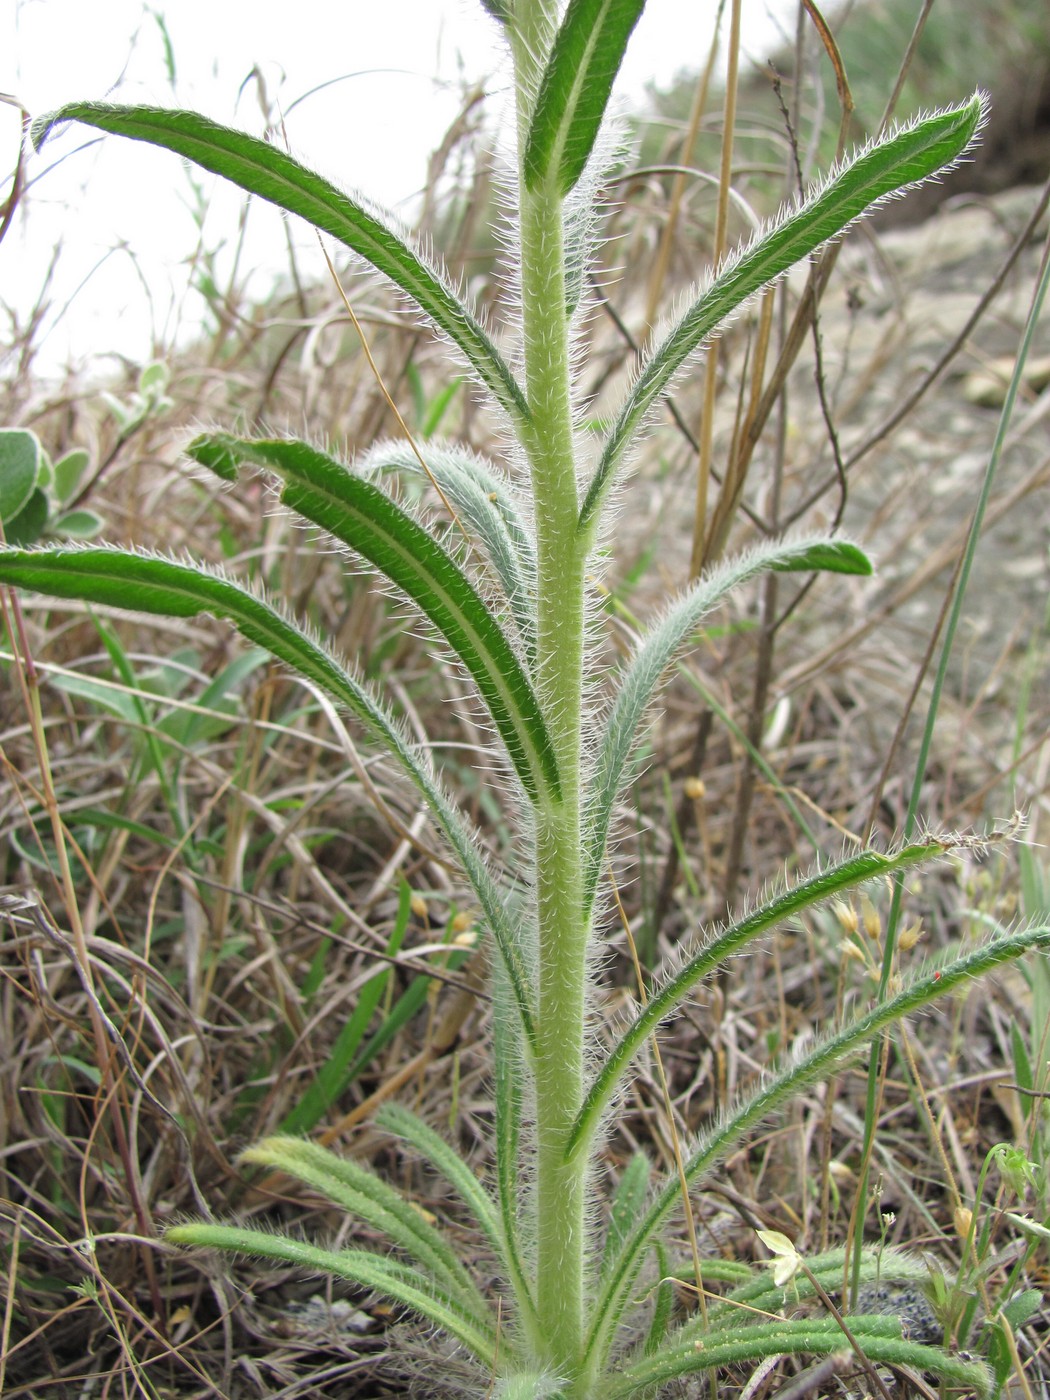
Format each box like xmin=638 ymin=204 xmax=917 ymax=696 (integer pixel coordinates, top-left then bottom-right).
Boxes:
xmin=188 ymin=433 xmax=560 ymax=805
xmin=582 ymin=537 xmax=872 ymax=910
xmin=570 ymin=841 xmax=944 ymax=1163
xmin=163 ymin=1224 xmax=498 ymax=1366
xmin=357 ymin=438 xmax=537 ymax=660
xmin=580 ymin=93 xmax=987 ymax=531
xmin=32 ymin=103 xmax=528 ymax=425
xmin=241 ymin=1136 xmax=488 ymax=1320
xmin=610 ymin=1318 xmax=991 ymax=1398
xmin=524 ymin=0 xmax=646 ymax=195
xmin=0 ymin=545 xmax=536 ymax=1045
xmin=585 ymin=922 xmax=1050 ymax=1377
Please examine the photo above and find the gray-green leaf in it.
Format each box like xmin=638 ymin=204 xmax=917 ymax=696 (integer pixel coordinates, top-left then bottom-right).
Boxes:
xmin=0 ymin=429 xmax=42 ymax=524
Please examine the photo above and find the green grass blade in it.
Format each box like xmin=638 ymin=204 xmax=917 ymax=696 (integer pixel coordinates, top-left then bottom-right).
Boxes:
xmin=568 ymin=841 xmax=943 ymax=1165
xmin=241 ymin=1135 xmax=490 ymax=1321
xmin=279 ymin=882 xmax=413 ymax=1136
xmin=31 ymin=103 xmax=528 ymax=426
xmin=0 ymin=544 xmax=536 ymax=1048
xmin=579 ymin=93 xmax=987 ymax=533
xmin=582 ymin=537 xmax=872 ymax=911
xmin=163 ymin=1223 xmax=498 ymax=1367
xmin=357 ymin=439 xmax=537 ymax=661
xmin=584 ymin=923 xmax=1050 ymax=1378
xmin=523 ymin=0 xmax=647 ymax=196
xmin=189 ymin=433 xmax=560 ymax=806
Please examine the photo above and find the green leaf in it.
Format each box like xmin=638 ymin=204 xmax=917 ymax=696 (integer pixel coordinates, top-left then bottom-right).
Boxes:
xmin=479 ymin=0 xmax=511 ymax=22
xmin=187 ymin=433 xmax=560 ymax=806
xmin=52 ymin=449 xmax=90 ymax=504
xmin=4 ymin=489 xmax=49 ymax=546
xmin=1001 ymin=1288 xmax=1042 ymax=1331
xmin=0 ymin=544 xmax=536 ymax=1047
xmin=608 ymin=1317 xmax=992 ymax=1398
xmin=523 ymin=0 xmax=646 ymax=196
xmin=279 ymin=882 xmax=413 ymax=1136
xmin=376 ymin=1102 xmax=506 ymax=1264
xmin=582 ymin=536 xmax=872 ymax=911
xmin=53 ymin=509 xmax=104 ymax=540
xmin=586 ymin=923 xmax=1050 ymax=1379
xmin=569 ymin=840 xmax=944 ymax=1165
xmin=32 ymin=103 xmax=528 ymax=426
xmin=0 ymin=429 xmax=41 ymax=524
xmin=357 ymin=438 xmax=537 ymax=660
xmin=240 ymin=1135 xmax=490 ymax=1323
xmin=138 ymin=360 xmax=169 ymax=397
xmin=163 ymin=1223 xmax=498 ymax=1367
xmin=421 ymin=377 xmax=463 ymax=439
xmin=768 ymin=540 xmax=872 ymax=575
xmin=600 ymin=1152 xmax=650 ymax=1282
xmin=580 ymin=93 xmax=988 ymax=533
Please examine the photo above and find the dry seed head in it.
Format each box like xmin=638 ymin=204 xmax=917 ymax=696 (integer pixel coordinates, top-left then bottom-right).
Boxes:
xmin=861 ymin=892 xmax=882 ymax=941
xmin=410 ymin=892 xmax=429 ymax=921
xmin=954 ymin=1205 xmax=974 ymax=1240
xmin=450 ymin=910 xmax=475 ymax=937
xmin=840 ymin=938 xmax=865 ymax=962
xmin=684 ymin=776 xmax=705 ymax=800
xmin=833 ymin=900 xmax=859 ymax=936
xmin=898 ymin=919 xmax=923 ymax=951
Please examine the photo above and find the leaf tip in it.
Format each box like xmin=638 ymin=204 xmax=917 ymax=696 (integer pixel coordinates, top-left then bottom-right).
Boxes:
xmin=29 ymin=110 xmax=62 ymax=153
xmin=186 ymin=432 xmax=242 ymax=482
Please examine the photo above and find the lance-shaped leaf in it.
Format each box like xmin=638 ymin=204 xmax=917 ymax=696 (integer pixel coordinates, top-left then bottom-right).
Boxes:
xmin=0 ymin=545 xmax=536 ymax=1046
xmin=240 ymin=1136 xmax=488 ymax=1321
xmin=31 ymin=103 xmax=528 ymax=426
xmin=583 ymin=922 xmax=1050 ymax=1378
xmin=373 ymin=1099 xmax=543 ymax=1349
xmin=609 ymin=1317 xmax=992 ymax=1399
xmin=567 ymin=839 xmax=943 ymax=1165
xmin=163 ymin=1224 xmax=499 ymax=1367
xmin=356 ymin=438 xmax=537 ymax=660
xmin=579 ymin=93 xmax=987 ymax=533
xmin=523 ymin=0 xmax=646 ymax=196
xmin=581 ymin=536 xmax=871 ymax=910
xmin=188 ymin=433 xmax=559 ymax=806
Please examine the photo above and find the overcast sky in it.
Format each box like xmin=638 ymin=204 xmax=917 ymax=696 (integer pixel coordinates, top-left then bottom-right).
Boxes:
xmin=3 ymin=0 xmax=797 ymax=376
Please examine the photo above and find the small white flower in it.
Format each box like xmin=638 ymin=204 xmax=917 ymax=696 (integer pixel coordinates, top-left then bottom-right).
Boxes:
xmin=757 ymin=1228 xmax=802 ymax=1287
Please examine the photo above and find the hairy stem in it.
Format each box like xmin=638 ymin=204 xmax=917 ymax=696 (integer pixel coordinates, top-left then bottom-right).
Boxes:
xmin=512 ymin=1 xmax=593 ymax=1375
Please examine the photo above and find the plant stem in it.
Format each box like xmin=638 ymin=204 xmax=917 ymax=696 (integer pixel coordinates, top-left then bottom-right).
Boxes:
xmin=512 ymin=1 xmax=593 ymax=1374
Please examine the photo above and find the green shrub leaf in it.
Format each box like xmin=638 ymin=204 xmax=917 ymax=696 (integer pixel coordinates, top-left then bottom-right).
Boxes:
xmin=356 ymin=438 xmax=537 ymax=662
xmin=0 ymin=429 xmax=41 ymax=524
xmin=586 ymin=923 xmax=1050 ymax=1378
xmin=568 ymin=840 xmax=945 ymax=1164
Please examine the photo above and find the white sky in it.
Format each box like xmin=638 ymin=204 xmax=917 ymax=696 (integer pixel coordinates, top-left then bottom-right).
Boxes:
xmin=3 ymin=0 xmax=797 ymax=378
